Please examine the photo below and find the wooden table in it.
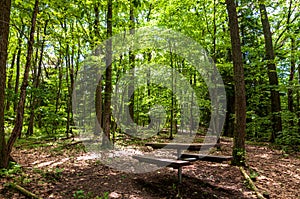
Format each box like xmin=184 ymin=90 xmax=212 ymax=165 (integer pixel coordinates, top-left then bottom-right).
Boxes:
xmin=135 ymin=142 xmax=230 ymax=183
xmin=145 ymin=142 xmax=220 ymax=158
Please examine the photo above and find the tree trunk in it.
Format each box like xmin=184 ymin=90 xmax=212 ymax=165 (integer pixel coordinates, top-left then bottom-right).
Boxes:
xmin=259 ymin=3 xmax=282 ymax=142
xmin=128 ymin=0 xmax=135 ymax=124
xmin=6 ymin=50 xmax=16 ymax=111
xmin=287 ymin=0 xmax=295 ymax=126
xmin=65 ymin=43 xmax=71 ymax=138
xmin=14 ymin=26 xmax=25 ymax=113
xmin=288 ymin=37 xmax=295 ymax=125
xmin=55 ymin=49 xmax=63 ymax=114
xmin=27 ymin=20 xmax=48 ymax=136
xmin=298 ymin=61 xmax=300 ymax=132
xmin=102 ymin=0 xmax=113 ymax=147
xmin=226 ymin=0 xmax=247 ymax=166
xmin=0 ymin=0 xmax=12 ymax=169
xmin=7 ymin=0 xmax=39 ymax=155
xmin=95 ymin=3 xmax=103 ymax=134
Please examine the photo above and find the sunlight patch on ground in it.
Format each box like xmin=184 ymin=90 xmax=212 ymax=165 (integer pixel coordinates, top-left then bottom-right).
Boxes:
xmin=255 ymin=153 xmax=271 ymax=159
xmin=34 ymin=158 xmax=70 ymax=168
xmin=76 ymin=153 xmax=99 ymax=161
xmin=33 ymin=160 xmax=56 ymax=168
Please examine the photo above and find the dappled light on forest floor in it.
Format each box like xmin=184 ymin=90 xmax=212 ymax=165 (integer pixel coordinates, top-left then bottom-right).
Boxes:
xmin=0 ymin=138 xmax=299 ymax=198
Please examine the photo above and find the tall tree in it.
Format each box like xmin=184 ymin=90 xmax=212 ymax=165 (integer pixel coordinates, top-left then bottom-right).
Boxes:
xmin=0 ymin=0 xmax=12 ymax=168
xmin=13 ymin=25 xmax=25 ymax=113
xmin=286 ymin=0 xmax=295 ymax=126
xmin=259 ymin=2 xmax=282 ymax=142
xmin=94 ymin=0 xmax=103 ymax=133
xmin=102 ymin=0 xmax=113 ymax=147
xmin=226 ymin=0 xmax=247 ymax=166
xmin=128 ymin=0 xmax=135 ymax=124
xmin=7 ymin=0 xmax=39 ymax=154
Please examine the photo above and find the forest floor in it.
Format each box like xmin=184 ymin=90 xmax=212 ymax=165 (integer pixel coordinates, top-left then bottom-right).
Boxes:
xmin=0 ymin=135 xmax=299 ymax=199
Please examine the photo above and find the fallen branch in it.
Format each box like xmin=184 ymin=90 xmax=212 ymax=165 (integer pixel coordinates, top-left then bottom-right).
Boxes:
xmin=8 ymin=182 xmax=43 ymax=199
xmin=239 ymin=166 xmax=265 ymax=199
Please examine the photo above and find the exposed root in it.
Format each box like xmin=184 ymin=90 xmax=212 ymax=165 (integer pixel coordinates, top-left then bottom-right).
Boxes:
xmin=239 ymin=166 xmax=265 ymax=199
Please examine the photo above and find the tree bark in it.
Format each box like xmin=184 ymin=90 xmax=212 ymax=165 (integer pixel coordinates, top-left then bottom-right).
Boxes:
xmin=298 ymin=56 xmax=300 ymax=132
xmin=128 ymin=0 xmax=135 ymax=125
xmin=102 ymin=0 xmax=113 ymax=147
xmin=0 ymin=0 xmax=12 ymax=169
xmin=288 ymin=37 xmax=295 ymax=124
xmin=7 ymin=0 xmax=39 ymax=155
xmin=55 ymin=47 xmax=63 ymax=114
xmin=259 ymin=3 xmax=282 ymax=142
xmin=226 ymin=0 xmax=247 ymax=166
xmin=94 ymin=3 xmax=103 ymax=134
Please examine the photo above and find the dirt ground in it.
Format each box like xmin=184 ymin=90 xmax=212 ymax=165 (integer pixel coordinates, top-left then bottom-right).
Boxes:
xmin=0 ymin=137 xmax=299 ymax=199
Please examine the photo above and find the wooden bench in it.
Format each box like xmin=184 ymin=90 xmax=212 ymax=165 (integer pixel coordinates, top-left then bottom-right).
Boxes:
xmin=134 ymin=142 xmax=232 ymax=183
xmin=145 ymin=143 xmax=220 ymax=150
xmin=180 ymin=153 xmax=233 ymax=163
xmin=132 ymin=155 xmax=191 ymax=183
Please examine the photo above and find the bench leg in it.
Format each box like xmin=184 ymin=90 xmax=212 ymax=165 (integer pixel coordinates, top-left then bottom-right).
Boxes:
xmin=177 ymin=148 xmax=182 ymax=159
xmin=178 ymin=167 xmax=182 ymax=183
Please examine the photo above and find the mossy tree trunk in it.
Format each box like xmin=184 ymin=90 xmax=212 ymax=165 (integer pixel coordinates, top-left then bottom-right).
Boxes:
xmin=0 ymin=0 xmax=12 ymax=169
xmin=226 ymin=0 xmax=247 ymax=166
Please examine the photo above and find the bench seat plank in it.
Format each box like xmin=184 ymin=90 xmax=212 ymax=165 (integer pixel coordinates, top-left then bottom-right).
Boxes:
xmin=180 ymin=153 xmax=233 ymax=163
xmin=145 ymin=143 xmax=220 ymax=150
xmin=132 ymin=155 xmax=191 ymax=169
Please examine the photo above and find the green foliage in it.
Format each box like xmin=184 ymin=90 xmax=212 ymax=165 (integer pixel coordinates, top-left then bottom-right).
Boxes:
xmin=42 ymin=168 xmax=64 ymax=181
xmin=73 ymin=190 xmax=93 ymax=199
xmin=249 ymin=169 xmax=259 ymax=181
xmin=232 ymin=148 xmax=246 ymax=166
xmin=275 ymin=129 xmax=300 ymax=151
xmin=98 ymin=192 xmax=109 ymax=199
xmin=0 ymin=162 xmax=22 ymax=177
xmin=1 ymin=0 xmax=300 ymax=152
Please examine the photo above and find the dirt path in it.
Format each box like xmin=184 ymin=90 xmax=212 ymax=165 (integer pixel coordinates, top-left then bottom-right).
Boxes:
xmin=0 ymin=139 xmax=299 ymax=199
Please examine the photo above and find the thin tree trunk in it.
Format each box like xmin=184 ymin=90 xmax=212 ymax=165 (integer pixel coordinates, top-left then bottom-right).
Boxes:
xmin=128 ymin=0 xmax=135 ymax=124
xmin=226 ymin=0 xmax=247 ymax=166
xmin=65 ymin=43 xmax=70 ymax=138
xmin=93 ymin=1 xmax=100 ymax=46
xmin=169 ymin=47 xmax=174 ymax=140
xmin=287 ymin=0 xmax=295 ymax=126
xmin=102 ymin=0 xmax=113 ymax=147
xmin=297 ymin=38 xmax=300 ymax=132
xmin=189 ymin=75 xmax=194 ymax=137
xmin=6 ymin=50 xmax=16 ymax=111
xmin=147 ymin=52 xmax=151 ymax=125
xmin=95 ymin=3 xmax=103 ymax=134
xmin=26 ymin=30 xmax=39 ymax=137
xmin=55 ymin=50 xmax=62 ymax=114
xmin=7 ymin=0 xmax=39 ymax=155
xmin=14 ymin=26 xmax=25 ymax=112
xmin=27 ymin=20 xmax=48 ymax=136
xmin=69 ymin=41 xmax=75 ymax=137
xmin=288 ymin=37 xmax=295 ymax=125
xmin=0 ymin=0 xmax=12 ymax=169
xmin=259 ymin=3 xmax=282 ymax=142
xmin=297 ymin=61 xmax=300 ymax=134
